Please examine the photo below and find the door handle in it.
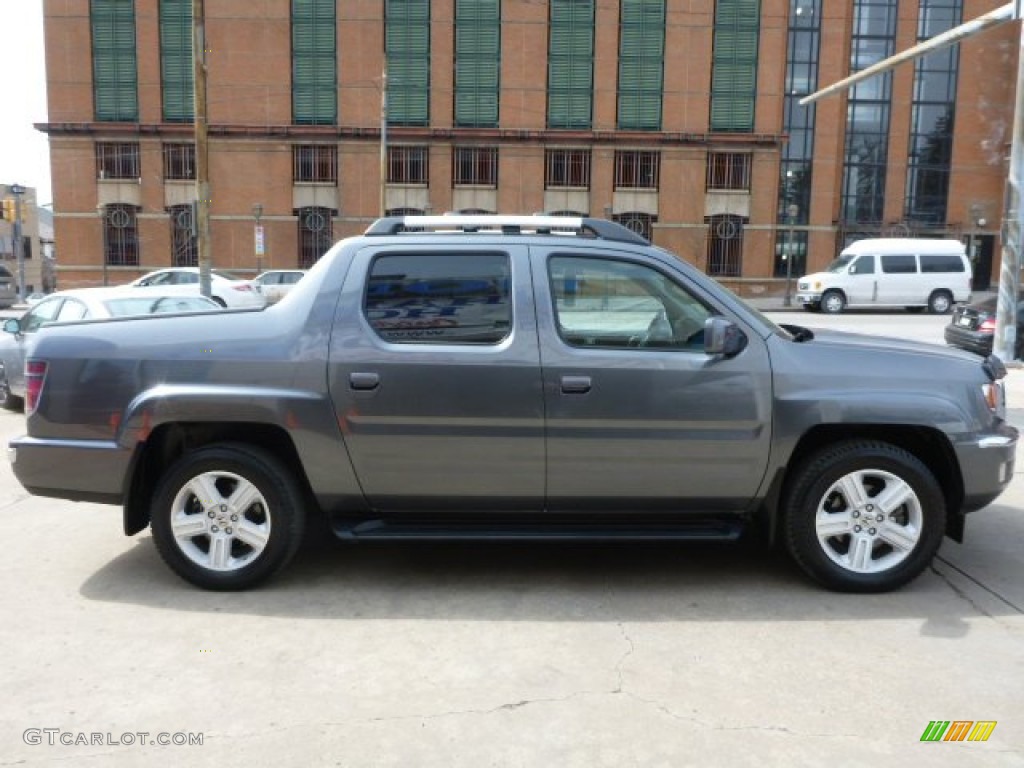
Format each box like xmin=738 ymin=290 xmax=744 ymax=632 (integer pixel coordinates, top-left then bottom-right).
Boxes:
xmin=349 ymin=372 xmax=380 ymax=391
xmin=560 ymin=375 xmax=591 ymax=394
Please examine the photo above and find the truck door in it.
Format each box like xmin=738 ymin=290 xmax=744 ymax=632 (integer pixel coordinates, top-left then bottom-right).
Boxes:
xmin=533 ymin=248 xmax=773 ymax=512
xmin=843 ymin=254 xmax=877 ymax=306
xmin=327 ymin=244 xmax=545 ymax=512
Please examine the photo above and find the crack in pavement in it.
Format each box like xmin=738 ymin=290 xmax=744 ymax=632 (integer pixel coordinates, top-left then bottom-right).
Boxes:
xmin=931 ymin=557 xmax=1024 ymax=617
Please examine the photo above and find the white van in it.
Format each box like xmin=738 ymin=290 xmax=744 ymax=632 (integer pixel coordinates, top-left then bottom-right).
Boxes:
xmin=796 ymin=238 xmax=971 ymax=314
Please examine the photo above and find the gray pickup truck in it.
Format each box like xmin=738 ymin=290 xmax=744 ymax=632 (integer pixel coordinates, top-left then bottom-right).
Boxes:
xmin=8 ymin=215 xmax=1018 ymax=592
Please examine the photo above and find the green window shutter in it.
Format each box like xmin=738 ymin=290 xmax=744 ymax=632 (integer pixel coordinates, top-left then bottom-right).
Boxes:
xmin=618 ymin=0 xmax=665 ymax=130
xmin=91 ymin=0 xmax=138 ymax=122
xmin=160 ymin=0 xmax=193 ymax=122
xmin=710 ymin=0 xmax=760 ymax=132
xmin=454 ymin=0 xmax=499 ymax=127
xmin=387 ymin=0 xmax=431 ymax=126
xmin=548 ymin=0 xmax=594 ymax=129
xmin=292 ymin=0 xmax=337 ymax=126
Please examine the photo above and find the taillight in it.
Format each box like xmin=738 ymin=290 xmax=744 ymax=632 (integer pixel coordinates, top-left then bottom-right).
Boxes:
xmin=979 ymin=318 xmax=996 ymax=332
xmin=232 ymin=283 xmax=254 ymax=292
xmin=25 ymin=360 xmax=48 ymax=415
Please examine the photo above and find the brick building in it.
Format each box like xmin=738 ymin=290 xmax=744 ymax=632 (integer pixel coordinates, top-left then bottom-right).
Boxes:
xmin=40 ymin=1 xmax=1017 ymax=294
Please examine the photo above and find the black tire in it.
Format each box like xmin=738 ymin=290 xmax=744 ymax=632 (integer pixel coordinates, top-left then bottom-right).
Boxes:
xmin=211 ymin=296 xmax=228 ymax=308
xmin=0 ymin=369 xmax=20 ymax=412
xmin=802 ymin=302 xmax=821 ymax=313
xmin=150 ymin=443 xmax=306 ymax=590
xmin=928 ymin=290 xmax=953 ymax=315
xmin=821 ymin=290 xmax=846 ymax=314
xmin=783 ymin=440 xmax=945 ymax=593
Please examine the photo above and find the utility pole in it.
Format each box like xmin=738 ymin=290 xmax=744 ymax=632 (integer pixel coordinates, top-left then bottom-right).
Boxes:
xmin=380 ymin=62 xmax=388 ymax=218
xmin=9 ymin=184 xmax=25 ymax=300
xmin=193 ymin=0 xmax=212 ymax=298
xmin=800 ymin=2 xmax=1021 ymax=360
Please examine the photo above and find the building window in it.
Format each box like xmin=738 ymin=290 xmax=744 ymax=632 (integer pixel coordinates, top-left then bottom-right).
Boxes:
xmin=706 ymin=215 xmax=745 ymax=276
xmin=453 ymin=147 xmax=498 ymax=186
xmin=618 ymin=0 xmax=665 ymax=130
xmin=545 ymin=149 xmax=591 ymax=188
xmin=293 ymin=145 xmax=338 ymax=183
xmin=905 ymin=0 xmax=961 ymax=224
xmin=298 ymin=206 xmax=334 ymax=268
xmin=159 ymin=0 xmax=193 ymax=122
xmin=387 ymin=0 xmax=430 ymax=126
xmin=548 ymin=0 xmax=595 ymax=129
xmin=292 ymin=0 xmax=337 ymax=125
xmin=168 ymin=203 xmax=197 ymax=266
xmin=706 ymin=153 xmax=751 ymax=191
xmin=455 ymin=0 xmax=500 ymax=127
xmin=91 ymin=0 xmax=138 ymax=121
xmin=101 ymin=204 xmax=140 ymax=266
xmin=612 ymin=212 xmax=656 ymax=241
xmin=841 ymin=0 xmax=897 ymax=225
xmin=96 ymin=142 xmax=140 ymax=180
xmin=710 ymin=0 xmax=760 ymax=132
xmin=163 ymin=143 xmax=195 ymax=180
xmin=387 ymin=146 xmax=429 ymax=184
xmin=775 ymin=0 xmax=821 ymax=277
xmin=614 ymin=151 xmax=660 ymax=189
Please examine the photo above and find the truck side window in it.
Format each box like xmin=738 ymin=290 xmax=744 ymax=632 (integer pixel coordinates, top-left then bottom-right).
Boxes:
xmin=548 ymin=255 xmax=711 ymax=351
xmin=881 ymin=254 xmax=917 ymax=273
xmin=363 ymin=253 xmax=512 ymax=344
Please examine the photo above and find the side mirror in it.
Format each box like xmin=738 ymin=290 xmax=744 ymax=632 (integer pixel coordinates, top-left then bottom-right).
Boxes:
xmin=704 ymin=316 xmax=747 ymax=358
xmin=3 ymin=318 xmax=20 ymax=335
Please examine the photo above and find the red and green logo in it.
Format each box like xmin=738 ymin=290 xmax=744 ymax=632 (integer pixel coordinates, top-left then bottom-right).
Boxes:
xmin=920 ymin=721 xmax=997 ymax=742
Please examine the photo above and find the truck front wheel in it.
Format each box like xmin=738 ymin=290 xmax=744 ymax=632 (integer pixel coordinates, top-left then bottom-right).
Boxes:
xmin=150 ymin=444 xmax=305 ymax=590
xmin=783 ymin=440 xmax=945 ymax=592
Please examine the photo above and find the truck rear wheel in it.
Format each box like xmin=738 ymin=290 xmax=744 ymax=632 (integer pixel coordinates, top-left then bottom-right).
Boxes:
xmin=783 ymin=440 xmax=945 ymax=592
xmin=150 ymin=444 xmax=305 ymax=590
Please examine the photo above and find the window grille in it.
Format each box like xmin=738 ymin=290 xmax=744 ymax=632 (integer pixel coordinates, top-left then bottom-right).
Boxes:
xmin=96 ymin=142 xmax=140 ymax=180
xmin=453 ymin=147 xmax=498 ymax=186
xmin=545 ymin=149 xmax=591 ymax=188
xmin=293 ymin=145 xmax=338 ymax=183
xmin=614 ymin=151 xmax=660 ymax=189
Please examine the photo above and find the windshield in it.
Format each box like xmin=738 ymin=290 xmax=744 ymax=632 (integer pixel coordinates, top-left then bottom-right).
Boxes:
xmin=824 ymin=255 xmax=855 ymax=274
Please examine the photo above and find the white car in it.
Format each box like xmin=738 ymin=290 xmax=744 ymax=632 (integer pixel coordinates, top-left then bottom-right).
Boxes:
xmin=253 ymin=269 xmax=307 ymax=304
xmin=0 ymin=287 xmax=220 ymax=409
xmin=128 ymin=267 xmax=266 ymax=309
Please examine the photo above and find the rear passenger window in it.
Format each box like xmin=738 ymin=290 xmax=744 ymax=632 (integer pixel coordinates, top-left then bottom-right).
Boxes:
xmin=364 ymin=253 xmax=512 ymax=344
xmin=919 ymin=254 xmax=965 ymax=273
xmin=881 ymin=255 xmax=917 ymax=274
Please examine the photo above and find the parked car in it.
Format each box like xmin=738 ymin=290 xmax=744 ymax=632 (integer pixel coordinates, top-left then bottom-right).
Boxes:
xmin=0 ymin=266 xmax=17 ymax=309
xmin=944 ymin=296 xmax=1024 ymax=359
xmin=8 ymin=215 xmax=1017 ymax=594
xmin=797 ymin=238 xmax=971 ymax=314
xmin=253 ymin=269 xmax=306 ymax=304
xmin=0 ymin=287 xmax=220 ymax=409
xmin=128 ymin=267 xmax=265 ymax=309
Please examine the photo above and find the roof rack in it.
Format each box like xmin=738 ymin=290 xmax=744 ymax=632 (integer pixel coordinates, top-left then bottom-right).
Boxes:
xmin=364 ymin=215 xmax=649 ymax=245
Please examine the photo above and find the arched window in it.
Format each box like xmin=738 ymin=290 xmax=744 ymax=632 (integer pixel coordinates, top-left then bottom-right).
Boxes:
xmin=101 ymin=204 xmax=140 ymax=266
xmin=705 ymin=214 xmax=745 ymax=276
xmin=297 ymin=206 xmax=334 ymax=268
xmin=168 ymin=204 xmax=197 ymax=266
